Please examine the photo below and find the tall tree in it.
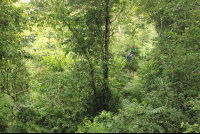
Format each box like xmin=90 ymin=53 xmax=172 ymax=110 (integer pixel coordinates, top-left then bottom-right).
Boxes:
xmin=30 ymin=0 xmax=127 ymax=113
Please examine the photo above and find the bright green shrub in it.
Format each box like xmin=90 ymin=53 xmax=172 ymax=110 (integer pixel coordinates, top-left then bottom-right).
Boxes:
xmin=76 ymin=99 xmax=171 ymax=133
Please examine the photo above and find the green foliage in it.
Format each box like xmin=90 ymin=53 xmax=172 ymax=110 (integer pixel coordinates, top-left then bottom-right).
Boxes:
xmin=1 ymin=0 xmax=199 ymax=133
xmin=76 ymin=99 xmax=168 ymax=133
xmin=5 ymin=69 xmax=88 ymax=133
xmin=120 ymin=77 xmax=144 ymax=102
xmin=40 ymin=56 xmax=65 ymax=72
xmin=0 ymin=95 xmax=10 ymax=132
xmin=182 ymin=98 xmax=200 ymax=133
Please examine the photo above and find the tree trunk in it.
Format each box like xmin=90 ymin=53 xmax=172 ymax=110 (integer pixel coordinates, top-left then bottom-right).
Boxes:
xmin=103 ymin=0 xmax=111 ymax=110
xmin=88 ymin=57 xmax=98 ymax=114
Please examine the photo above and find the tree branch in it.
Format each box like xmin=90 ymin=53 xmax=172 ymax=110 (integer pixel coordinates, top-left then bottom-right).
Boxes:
xmin=62 ymin=17 xmax=77 ymax=36
xmin=171 ymin=36 xmax=184 ymax=57
xmin=175 ymin=28 xmax=191 ymax=61
xmin=110 ymin=2 xmax=126 ymax=23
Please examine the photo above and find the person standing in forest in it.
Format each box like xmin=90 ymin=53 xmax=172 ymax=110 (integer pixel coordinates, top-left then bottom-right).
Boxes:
xmin=127 ymin=45 xmax=136 ymax=62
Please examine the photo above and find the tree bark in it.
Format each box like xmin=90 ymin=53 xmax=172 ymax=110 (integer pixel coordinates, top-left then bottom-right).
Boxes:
xmin=103 ymin=0 xmax=111 ymax=110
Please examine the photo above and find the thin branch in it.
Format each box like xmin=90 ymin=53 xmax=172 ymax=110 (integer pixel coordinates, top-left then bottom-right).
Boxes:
xmin=171 ymin=36 xmax=184 ymax=57
xmin=62 ymin=18 xmax=77 ymax=36
xmin=145 ymin=2 xmax=155 ymax=21
xmin=175 ymin=28 xmax=191 ymax=61
xmin=163 ymin=41 xmax=170 ymax=55
xmin=110 ymin=2 xmax=126 ymax=23
xmin=63 ymin=16 xmax=97 ymax=103
xmin=3 ymin=85 xmax=16 ymax=102
xmin=110 ymin=31 xmax=115 ymax=36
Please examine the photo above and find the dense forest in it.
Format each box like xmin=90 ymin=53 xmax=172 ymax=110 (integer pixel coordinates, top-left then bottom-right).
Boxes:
xmin=0 ymin=0 xmax=200 ymax=133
